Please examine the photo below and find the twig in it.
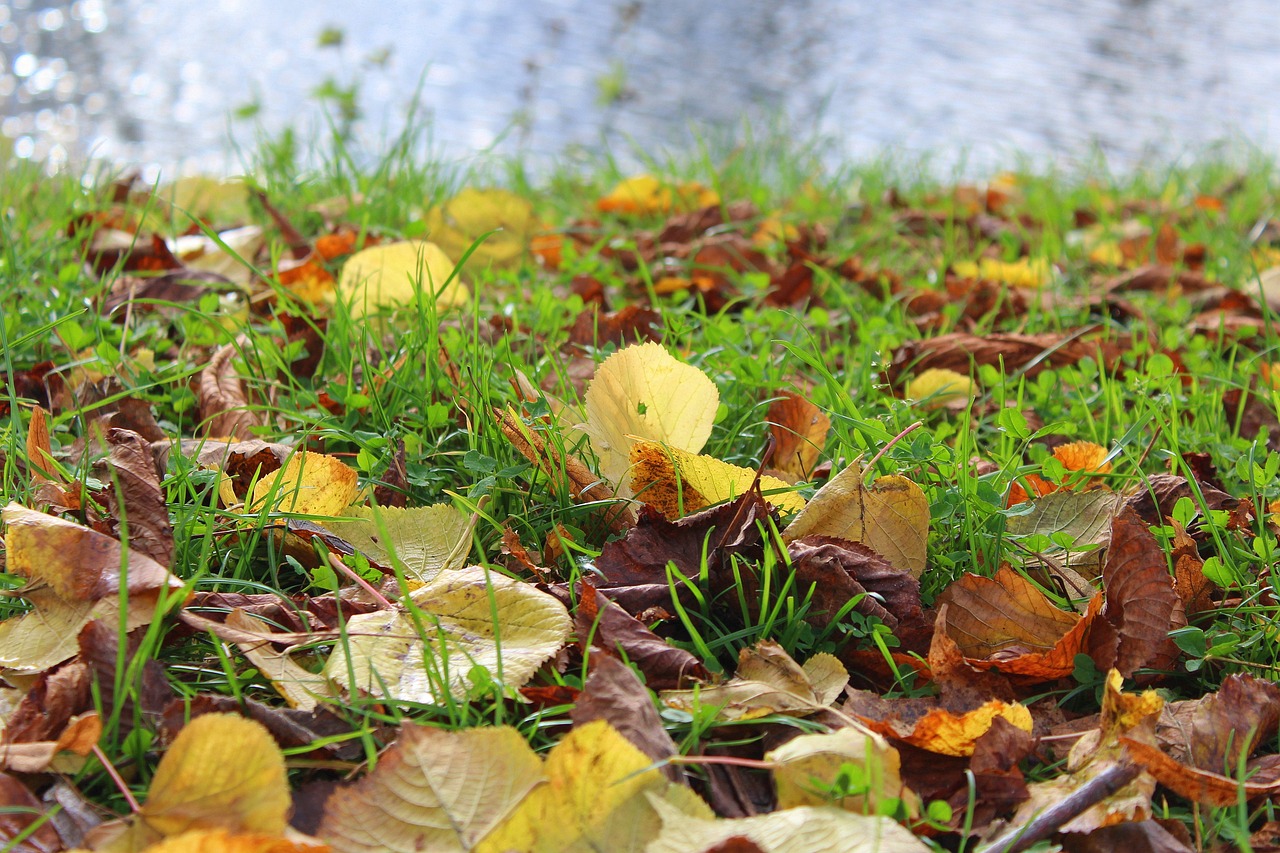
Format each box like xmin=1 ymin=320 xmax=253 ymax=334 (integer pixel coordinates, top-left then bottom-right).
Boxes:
xmin=92 ymin=744 xmax=141 ymax=814
xmin=863 ymin=420 xmax=924 ymax=482
xmin=977 ymin=761 xmax=1141 ymax=853
xmin=329 ymin=554 xmax=395 ymax=610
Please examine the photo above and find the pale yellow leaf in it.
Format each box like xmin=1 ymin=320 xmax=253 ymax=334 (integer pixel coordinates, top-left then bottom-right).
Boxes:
xmin=226 ymin=610 xmax=336 ymax=711
xmin=323 ymin=566 xmax=570 ymax=703
xmin=767 ymin=726 xmax=914 ymax=815
xmin=662 ymin=641 xmax=846 ymax=722
xmin=645 ymin=796 xmax=929 ymax=853
xmin=336 ymin=240 xmax=468 ymax=318
xmin=326 ymin=504 xmax=475 ymax=583
xmin=783 ymin=463 xmax=929 ymax=577
xmin=628 ymin=441 xmax=805 ymax=518
xmin=170 ymin=226 xmax=265 ymax=286
xmin=475 ymin=719 xmax=712 ymax=853
xmin=579 ymin=342 xmax=718 ymax=495
xmin=320 ymin=725 xmax=543 ymax=853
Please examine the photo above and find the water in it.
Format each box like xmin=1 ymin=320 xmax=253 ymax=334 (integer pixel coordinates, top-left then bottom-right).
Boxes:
xmin=3 ymin=0 xmax=1279 ymax=178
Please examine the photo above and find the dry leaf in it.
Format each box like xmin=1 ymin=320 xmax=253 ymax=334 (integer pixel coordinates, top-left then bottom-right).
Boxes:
xmin=661 ymin=641 xmax=847 ymax=721
xmin=199 ymin=339 xmax=265 ymax=440
xmin=628 ymin=441 xmax=805 ymax=518
xmin=767 ymin=726 xmax=916 ymax=815
xmin=336 ymin=241 xmax=467 ymax=318
xmin=783 ymin=462 xmax=929 ymax=577
xmin=765 ymin=391 xmax=830 ymax=480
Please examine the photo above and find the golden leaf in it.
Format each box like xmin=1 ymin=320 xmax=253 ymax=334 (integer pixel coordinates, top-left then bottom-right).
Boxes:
xmin=951 ymin=257 xmax=1051 ymax=288
xmin=904 ymin=368 xmax=975 ymax=410
xmin=628 ymin=441 xmax=805 ymax=519
xmin=782 ymin=463 xmax=929 ymax=577
xmin=336 ymin=241 xmax=467 ymax=318
xmin=476 ymin=720 xmax=712 ymax=853
xmin=595 ymin=175 xmax=719 ymax=216
xmin=579 ymin=342 xmax=718 ymax=494
xmin=423 ymin=188 xmax=539 ymax=270
xmin=237 ymin=453 xmax=358 ymax=517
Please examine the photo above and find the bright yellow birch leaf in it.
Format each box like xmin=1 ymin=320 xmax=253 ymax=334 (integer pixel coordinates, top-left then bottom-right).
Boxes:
xmin=783 ymin=463 xmax=929 ymax=577
xmin=475 ymin=720 xmax=712 ymax=853
xmin=579 ymin=342 xmax=718 ymax=494
xmin=319 ymin=725 xmax=544 ymax=853
xmin=424 ymin=188 xmax=539 ymax=270
xmin=237 ymin=453 xmax=358 ymax=516
xmin=323 ymin=566 xmax=570 ymax=703
xmin=326 ymin=504 xmax=475 ymax=583
xmin=952 ymin=257 xmax=1052 ymax=288
xmin=93 ymin=714 xmax=290 ymax=851
xmin=336 ymin=241 xmax=467 ymax=318
xmin=768 ymin=726 xmax=915 ymax=815
xmin=628 ymin=441 xmax=804 ymax=519
xmin=645 ymin=796 xmax=929 ymax=853
xmin=661 ymin=641 xmax=847 ymax=722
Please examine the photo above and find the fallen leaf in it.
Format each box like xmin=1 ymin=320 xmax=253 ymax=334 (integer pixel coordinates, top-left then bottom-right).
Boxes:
xmin=319 ymin=725 xmax=542 ymax=853
xmin=576 ymin=582 xmax=709 ymax=690
xmin=765 ymin=391 xmax=830 ymax=480
xmin=785 ymin=535 xmax=925 ymax=633
xmin=199 ymin=339 xmax=265 ymax=440
xmin=904 ymin=368 xmax=975 ymax=410
xmin=941 ymin=565 xmax=1101 ymax=681
xmin=1156 ymin=674 xmax=1280 ymax=773
xmin=1120 ymin=737 xmax=1280 ymax=807
xmin=644 ymin=797 xmax=928 ymax=853
xmin=886 ymin=330 xmax=1124 ymax=387
xmin=783 ymin=462 xmax=929 ymax=577
xmin=1004 ymin=489 xmax=1119 ymax=577
xmin=94 ymin=428 xmax=175 ymax=567
xmin=335 ymin=240 xmax=467 ymax=318
xmin=226 ymin=610 xmax=337 ymax=712
xmin=579 ymin=341 xmax=718 ymax=494
xmin=596 ymin=175 xmax=719 ymax=216
xmin=571 ymin=653 xmax=683 ymax=781
xmin=235 ymin=452 xmax=358 ymax=517
xmin=767 ymin=726 xmax=915 ymax=815
xmin=424 ymin=188 xmax=539 ymax=270
xmin=144 ymin=828 xmax=329 ymax=852
xmin=324 ymin=504 xmax=475 ymax=583
xmin=661 ymin=641 xmax=847 ymax=721
xmin=169 ymin=225 xmax=265 ymax=285
xmin=628 ymin=441 xmax=805 ymax=518
xmin=475 ymin=720 xmax=712 ymax=853
xmin=0 ymin=771 xmax=65 ymax=851
xmin=323 ymin=566 xmax=570 ymax=703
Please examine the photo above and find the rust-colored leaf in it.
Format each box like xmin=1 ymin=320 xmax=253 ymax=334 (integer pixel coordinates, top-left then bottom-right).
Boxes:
xmin=765 ymin=390 xmax=829 ymax=481
xmin=200 ymin=339 xmax=265 ymax=439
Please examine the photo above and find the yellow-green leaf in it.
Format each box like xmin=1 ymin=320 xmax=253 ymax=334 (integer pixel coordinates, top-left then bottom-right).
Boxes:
xmin=326 ymin=504 xmax=475 ymax=583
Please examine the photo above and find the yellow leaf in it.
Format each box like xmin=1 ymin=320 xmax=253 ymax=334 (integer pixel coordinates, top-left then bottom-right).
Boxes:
xmin=645 ymin=797 xmax=929 ymax=853
xmin=243 ymin=453 xmax=358 ymax=517
xmin=325 ymin=504 xmax=476 ymax=583
xmin=320 ymin=726 xmax=544 ymax=853
xmin=951 ymin=257 xmax=1052 ymax=288
xmin=476 ymin=720 xmax=712 ymax=853
xmin=579 ymin=342 xmax=718 ymax=494
xmin=904 ymin=368 xmax=975 ymax=410
xmin=144 ymin=828 xmax=328 ymax=853
xmin=323 ymin=566 xmax=570 ymax=703
xmin=336 ymin=241 xmax=467 ymax=318
xmin=767 ymin=727 xmax=915 ymax=815
xmin=783 ymin=463 xmax=929 ymax=577
xmin=165 ymin=177 xmax=252 ymax=224
xmin=661 ymin=641 xmax=847 ymax=722
xmin=226 ymin=610 xmax=337 ymax=711
xmin=423 ymin=188 xmax=539 ymax=270
xmin=628 ymin=441 xmax=804 ymax=519
xmin=93 ymin=714 xmax=291 ymax=850
xmin=595 ymin=175 xmax=718 ymax=216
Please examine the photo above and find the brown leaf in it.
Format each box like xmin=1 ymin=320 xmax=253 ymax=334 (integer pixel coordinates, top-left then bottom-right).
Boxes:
xmin=1168 ymin=521 xmax=1215 ymax=615
xmin=1156 ymin=674 xmax=1280 ymax=772
xmin=1089 ymin=508 xmax=1179 ymax=677
xmin=1123 ymin=473 xmax=1239 ymax=528
xmin=94 ymin=428 xmax=175 ymax=567
xmin=3 ymin=661 xmax=91 ymax=743
xmin=784 ymin=535 xmax=924 ymax=632
xmin=567 ymin=305 xmax=662 ymax=349
xmin=575 ymin=581 xmax=709 ymax=689
xmin=164 ymin=694 xmax=365 ymax=761
xmin=571 ymin=653 xmax=683 ymax=782
xmin=765 ymin=391 xmax=829 ymax=481
xmin=0 ymin=772 xmax=65 ymax=852
xmin=885 ymin=330 xmax=1125 ymax=387
xmin=1060 ymin=819 xmax=1194 ymax=853
xmin=79 ymin=619 xmax=174 ymax=738
xmin=199 ymin=339 xmax=265 ymax=439
xmin=941 ymin=565 xmax=1101 ymax=681
xmin=1120 ymin=736 xmax=1280 ymax=807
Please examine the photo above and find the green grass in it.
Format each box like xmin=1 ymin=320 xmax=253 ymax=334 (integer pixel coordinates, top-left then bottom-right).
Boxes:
xmin=5 ymin=113 xmax=1280 ymax=849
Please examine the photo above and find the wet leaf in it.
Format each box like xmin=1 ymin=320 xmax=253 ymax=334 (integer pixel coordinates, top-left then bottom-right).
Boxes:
xmin=335 ymin=240 xmax=467 ymax=318
xmin=783 ymin=462 xmax=929 ymax=577
xmin=579 ymin=342 xmax=719 ymax=494
xmin=319 ymin=725 xmax=542 ymax=853
xmin=323 ymin=566 xmax=570 ymax=703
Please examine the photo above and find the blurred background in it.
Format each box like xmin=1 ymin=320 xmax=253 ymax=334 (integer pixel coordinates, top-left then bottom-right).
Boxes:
xmin=2 ymin=0 xmax=1278 ymax=179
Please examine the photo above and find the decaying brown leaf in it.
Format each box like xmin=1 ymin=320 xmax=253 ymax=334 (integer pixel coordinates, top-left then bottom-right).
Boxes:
xmin=200 ymin=338 xmax=265 ymax=439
